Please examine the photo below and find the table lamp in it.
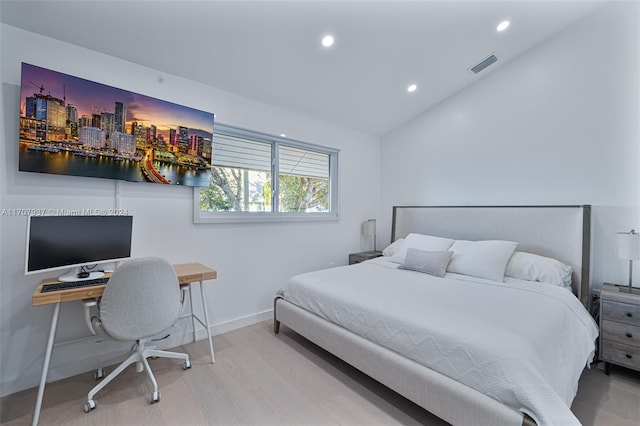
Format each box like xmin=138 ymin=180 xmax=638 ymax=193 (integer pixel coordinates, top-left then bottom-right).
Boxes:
xmin=362 ymin=219 xmax=377 ymax=252
xmin=617 ymin=229 xmax=640 ymax=294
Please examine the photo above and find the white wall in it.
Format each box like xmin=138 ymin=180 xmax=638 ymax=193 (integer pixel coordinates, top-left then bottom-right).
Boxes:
xmin=0 ymin=24 xmax=381 ymax=395
xmin=2 ymin=0 xmax=637 ymax=399
xmin=380 ymin=2 xmax=639 ymax=289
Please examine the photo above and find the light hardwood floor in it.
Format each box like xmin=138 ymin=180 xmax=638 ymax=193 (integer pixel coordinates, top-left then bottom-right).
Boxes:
xmin=1 ymin=320 xmax=639 ymax=425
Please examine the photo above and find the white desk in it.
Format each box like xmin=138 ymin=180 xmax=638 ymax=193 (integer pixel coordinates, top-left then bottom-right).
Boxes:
xmin=31 ymin=262 xmax=217 ymax=426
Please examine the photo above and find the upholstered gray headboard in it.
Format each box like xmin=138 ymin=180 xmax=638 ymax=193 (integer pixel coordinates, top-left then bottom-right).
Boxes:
xmin=391 ymin=205 xmax=591 ymax=307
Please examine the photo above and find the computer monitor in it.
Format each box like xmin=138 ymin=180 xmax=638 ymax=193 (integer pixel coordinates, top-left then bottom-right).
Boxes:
xmin=25 ymin=215 xmax=133 ymax=281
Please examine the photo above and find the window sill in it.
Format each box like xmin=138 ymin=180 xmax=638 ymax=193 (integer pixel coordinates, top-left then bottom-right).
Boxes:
xmin=194 ymin=211 xmax=339 ymax=224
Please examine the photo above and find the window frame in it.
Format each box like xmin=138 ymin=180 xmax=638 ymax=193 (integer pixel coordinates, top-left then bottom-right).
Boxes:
xmin=194 ymin=123 xmax=339 ymax=224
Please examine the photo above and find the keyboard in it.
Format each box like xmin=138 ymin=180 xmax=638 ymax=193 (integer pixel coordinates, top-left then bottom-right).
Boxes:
xmin=41 ymin=277 xmax=110 ymax=293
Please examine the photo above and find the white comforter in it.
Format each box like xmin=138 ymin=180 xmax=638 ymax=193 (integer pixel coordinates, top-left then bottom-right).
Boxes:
xmin=277 ymin=257 xmax=598 ymax=426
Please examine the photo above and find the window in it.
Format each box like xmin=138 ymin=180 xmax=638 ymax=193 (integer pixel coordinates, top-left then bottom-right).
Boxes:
xmin=195 ymin=123 xmax=338 ymax=223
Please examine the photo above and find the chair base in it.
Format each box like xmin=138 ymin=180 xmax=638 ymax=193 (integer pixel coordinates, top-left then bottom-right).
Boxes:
xmin=84 ymin=339 xmax=190 ymax=412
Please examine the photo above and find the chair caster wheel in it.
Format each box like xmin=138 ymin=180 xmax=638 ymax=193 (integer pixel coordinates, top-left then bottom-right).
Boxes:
xmin=95 ymin=368 xmax=104 ymax=380
xmin=150 ymin=391 xmax=161 ymax=404
xmin=83 ymin=399 xmax=97 ymax=413
xmin=183 ymin=360 xmax=192 ymax=370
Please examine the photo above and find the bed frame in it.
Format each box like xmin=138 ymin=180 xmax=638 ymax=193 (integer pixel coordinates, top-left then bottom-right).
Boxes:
xmin=274 ymin=205 xmax=591 ymax=426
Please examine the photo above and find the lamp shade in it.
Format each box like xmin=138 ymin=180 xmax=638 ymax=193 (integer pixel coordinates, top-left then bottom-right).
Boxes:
xmin=617 ymin=231 xmax=640 ymax=260
xmin=362 ymin=219 xmax=376 ymax=236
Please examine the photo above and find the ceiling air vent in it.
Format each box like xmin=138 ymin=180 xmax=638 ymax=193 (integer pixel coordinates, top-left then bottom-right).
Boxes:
xmin=470 ymin=54 xmax=498 ymax=74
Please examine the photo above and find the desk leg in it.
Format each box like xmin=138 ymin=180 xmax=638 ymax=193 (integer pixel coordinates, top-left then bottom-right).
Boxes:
xmin=198 ymin=280 xmax=215 ymax=364
xmin=32 ymin=302 xmax=61 ymax=426
xmin=188 ymin=283 xmax=196 ymax=344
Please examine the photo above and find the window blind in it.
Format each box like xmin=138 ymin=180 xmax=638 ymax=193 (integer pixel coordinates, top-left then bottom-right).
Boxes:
xmin=279 ymin=145 xmax=329 ymax=179
xmin=211 ymin=133 xmax=271 ymax=172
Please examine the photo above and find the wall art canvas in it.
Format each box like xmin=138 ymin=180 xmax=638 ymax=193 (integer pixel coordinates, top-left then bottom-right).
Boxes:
xmin=19 ymin=63 xmax=214 ymax=187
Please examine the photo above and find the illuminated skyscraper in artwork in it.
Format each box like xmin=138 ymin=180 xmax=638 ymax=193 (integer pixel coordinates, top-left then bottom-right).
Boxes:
xmin=115 ymin=101 xmax=126 ymax=133
xmin=66 ymin=104 xmax=78 ymax=123
xmin=178 ymin=126 xmax=189 ymax=154
xmin=169 ymin=128 xmax=177 ymax=150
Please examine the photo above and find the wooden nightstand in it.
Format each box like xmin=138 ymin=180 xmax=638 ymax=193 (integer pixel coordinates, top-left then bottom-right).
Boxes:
xmin=349 ymin=251 xmax=382 ymax=265
xmin=599 ymin=283 xmax=640 ymax=374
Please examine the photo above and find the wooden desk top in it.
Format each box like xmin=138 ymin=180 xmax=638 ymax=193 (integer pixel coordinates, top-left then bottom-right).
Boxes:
xmin=32 ymin=262 xmax=217 ymax=307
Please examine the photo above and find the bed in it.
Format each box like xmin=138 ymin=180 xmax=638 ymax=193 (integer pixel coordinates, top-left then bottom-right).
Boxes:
xmin=273 ymin=205 xmax=598 ymax=426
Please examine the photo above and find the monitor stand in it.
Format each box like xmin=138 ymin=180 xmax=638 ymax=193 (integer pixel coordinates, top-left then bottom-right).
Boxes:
xmin=58 ymin=267 xmax=105 ymax=282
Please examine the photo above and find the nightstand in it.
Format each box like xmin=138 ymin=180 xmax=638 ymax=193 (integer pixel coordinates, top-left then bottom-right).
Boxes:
xmin=349 ymin=251 xmax=382 ymax=265
xmin=599 ymin=283 xmax=640 ymax=374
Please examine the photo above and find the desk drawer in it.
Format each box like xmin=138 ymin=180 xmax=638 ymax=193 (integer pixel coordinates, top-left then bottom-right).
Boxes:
xmin=602 ymin=300 xmax=640 ymax=326
xmin=601 ymin=339 xmax=640 ymax=371
xmin=602 ymin=320 xmax=640 ymax=347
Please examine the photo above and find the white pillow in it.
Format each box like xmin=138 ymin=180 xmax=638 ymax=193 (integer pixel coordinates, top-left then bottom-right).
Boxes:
xmin=382 ymin=238 xmax=405 ymax=257
xmin=398 ymin=248 xmax=453 ymax=278
xmin=447 ymin=240 xmax=518 ymax=282
xmin=505 ymin=251 xmax=573 ymax=286
xmin=389 ymin=233 xmax=455 ymax=264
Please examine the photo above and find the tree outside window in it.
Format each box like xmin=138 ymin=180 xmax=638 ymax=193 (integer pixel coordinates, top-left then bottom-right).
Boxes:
xmin=196 ymin=123 xmax=337 ymax=223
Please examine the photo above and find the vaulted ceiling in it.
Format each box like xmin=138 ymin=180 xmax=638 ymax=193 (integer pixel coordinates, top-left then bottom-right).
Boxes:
xmin=0 ymin=0 xmax=606 ymax=136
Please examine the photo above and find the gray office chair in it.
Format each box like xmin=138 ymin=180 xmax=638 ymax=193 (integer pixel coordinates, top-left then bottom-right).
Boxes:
xmin=83 ymin=257 xmax=191 ymax=413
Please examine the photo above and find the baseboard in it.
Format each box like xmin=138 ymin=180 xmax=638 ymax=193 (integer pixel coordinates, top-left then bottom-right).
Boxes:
xmin=0 ymin=309 xmax=273 ymax=397
xmin=204 ymin=308 xmax=273 ymax=338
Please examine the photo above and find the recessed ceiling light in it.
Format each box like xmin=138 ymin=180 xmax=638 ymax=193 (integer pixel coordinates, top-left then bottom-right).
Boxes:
xmin=497 ymin=20 xmax=510 ymax=32
xmin=280 ymin=133 xmax=286 ymax=138
xmin=407 ymin=84 xmax=417 ymax=93
xmin=322 ymin=35 xmax=334 ymax=47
